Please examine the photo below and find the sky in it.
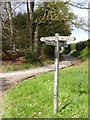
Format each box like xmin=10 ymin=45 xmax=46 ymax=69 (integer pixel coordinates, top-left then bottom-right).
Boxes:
xmin=69 ymin=0 xmax=89 ymax=44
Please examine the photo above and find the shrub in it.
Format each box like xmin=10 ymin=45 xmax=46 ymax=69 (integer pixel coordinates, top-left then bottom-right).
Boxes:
xmin=45 ymin=45 xmax=54 ymax=58
xmin=76 ymin=41 xmax=87 ymax=51
xmin=24 ymin=48 xmax=36 ymax=63
xmin=63 ymin=44 xmax=71 ymax=54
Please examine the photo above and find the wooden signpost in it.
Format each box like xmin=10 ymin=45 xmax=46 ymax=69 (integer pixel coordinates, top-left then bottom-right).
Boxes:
xmin=40 ymin=33 xmax=75 ymax=114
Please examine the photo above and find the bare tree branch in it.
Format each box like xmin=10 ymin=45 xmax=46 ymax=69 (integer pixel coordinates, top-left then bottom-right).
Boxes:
xmin=66 ymin=1 xmax=90 ymax=9
xmin=12 ymin=3 xmax=23 ymax=13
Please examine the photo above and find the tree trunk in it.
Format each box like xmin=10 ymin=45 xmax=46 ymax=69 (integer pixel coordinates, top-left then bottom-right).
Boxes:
xmin=30 ymin=2 xmax=33 ymax=44
xmin=0 ymin=2 xmax=2 ymax=73
xmin=27 ymin=1 xmax=31 ymax=46
xmin=30 ymin=0 xmax=34 ymax=48
xmin=34 ymin=26 xmax=39 ymax=60
xmin=8 ymin=2 xmax=15 ymax=53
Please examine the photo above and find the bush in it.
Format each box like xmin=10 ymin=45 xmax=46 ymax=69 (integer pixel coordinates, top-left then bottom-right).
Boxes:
xmin=63 ymin=44 xmax=71 ymax=54
xmin=2 ymin=41 xmax=12 ymax=52
xmin=45 ymin=45 xmax=54 ymax=57
xmin=76 ymin=41 xmax=87 ymax=51
xmin=71 ymin=43 xmax=76 ymax=51
xmin=24 ymin=48 xmax=36 ymax=63
xmin=71 ymin=47 xmax=88 ymax=60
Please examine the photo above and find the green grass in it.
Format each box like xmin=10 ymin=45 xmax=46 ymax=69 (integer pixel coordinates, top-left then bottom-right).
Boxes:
xmin=2 ymin=59 xmax=54 ymax=73
xmin=2 ymin=60 xmax=88 ymax=118
xmin=70 ymin=47 xmax=88 ymax=60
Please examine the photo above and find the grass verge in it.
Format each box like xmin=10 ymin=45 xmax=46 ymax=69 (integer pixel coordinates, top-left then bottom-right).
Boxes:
xmin=2 ymin=53 xmax=63 ymax=73
xmin=2 ymin=60 xmax=88 ymax=118
xmin=2 ymin=59 xmax=54 ymax=73
xmin=70 ymin=47 xmax=88 ymax=60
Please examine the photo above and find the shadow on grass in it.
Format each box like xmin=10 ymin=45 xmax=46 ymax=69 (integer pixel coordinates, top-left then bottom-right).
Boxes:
xmin=59 ymin=101 xmax=71 ymax=113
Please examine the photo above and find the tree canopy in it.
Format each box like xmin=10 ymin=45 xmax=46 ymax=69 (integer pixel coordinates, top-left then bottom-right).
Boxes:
xmin=1 ymin=1 xmax=87 ymax=61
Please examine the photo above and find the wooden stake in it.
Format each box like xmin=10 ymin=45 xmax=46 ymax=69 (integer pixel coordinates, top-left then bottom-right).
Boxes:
xmin=54 ymin=33 xmax=59 ymax=114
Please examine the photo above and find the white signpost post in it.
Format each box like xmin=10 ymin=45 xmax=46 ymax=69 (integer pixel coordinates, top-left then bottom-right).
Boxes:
xmin=40 ymin=33 xmax=75 ymax=114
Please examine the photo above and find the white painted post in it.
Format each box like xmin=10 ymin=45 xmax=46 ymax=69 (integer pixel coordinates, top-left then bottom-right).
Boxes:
xmin=54 ymin=33 xmax=59 ymax=114
xmin=40 ymin=34 xmax=75 ymax=114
